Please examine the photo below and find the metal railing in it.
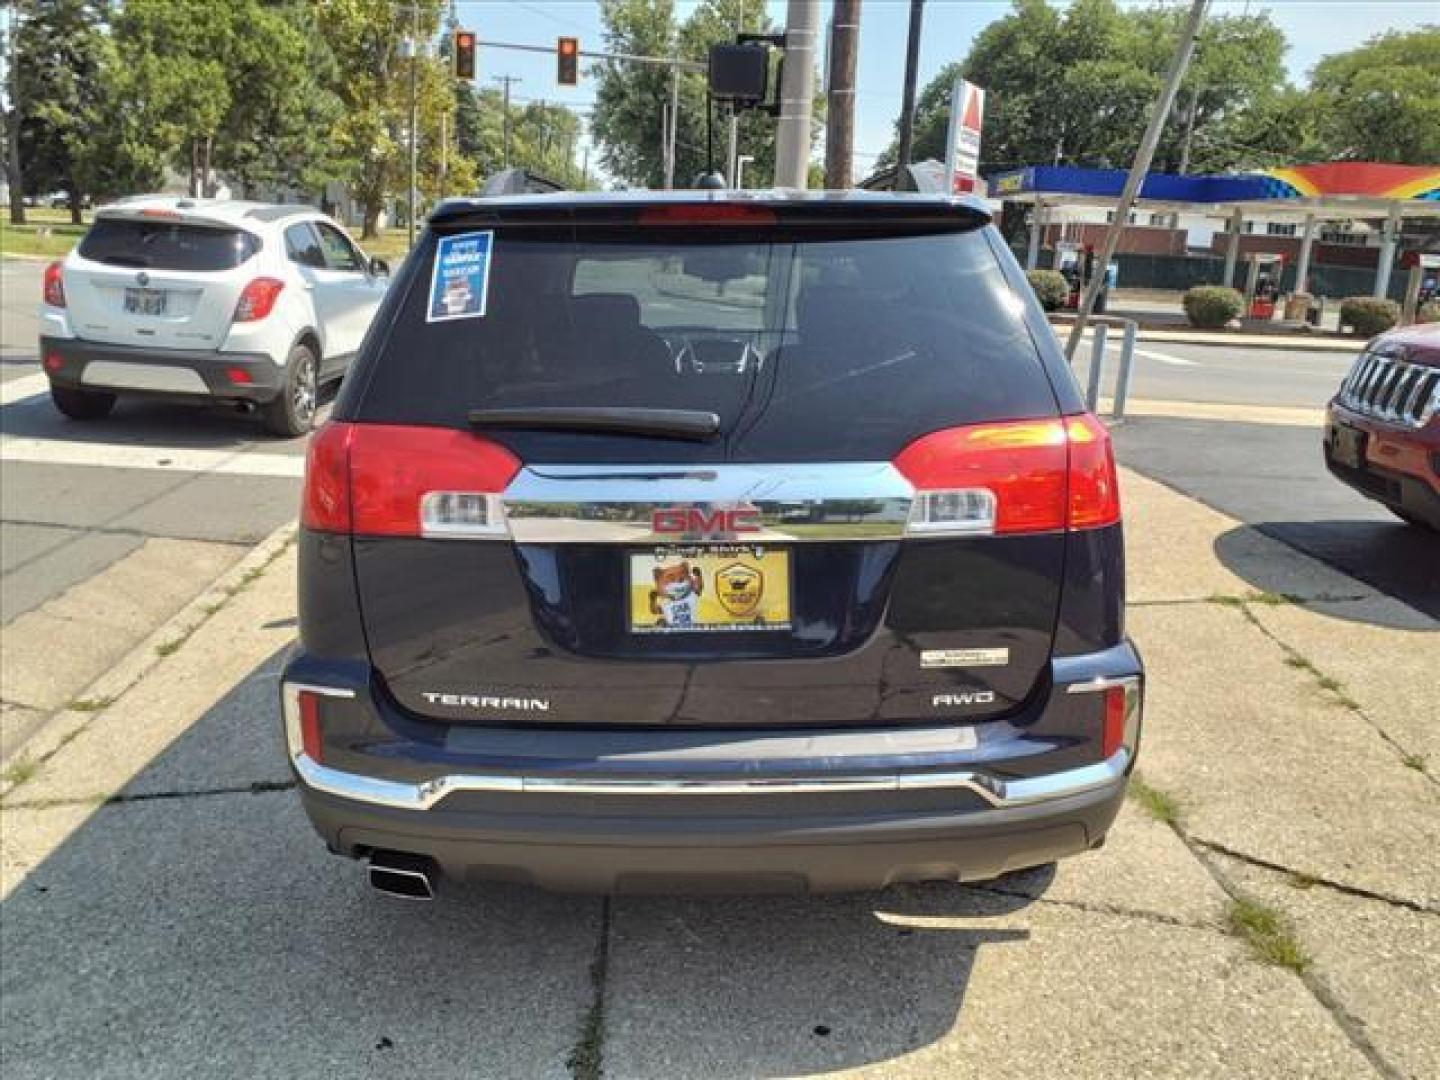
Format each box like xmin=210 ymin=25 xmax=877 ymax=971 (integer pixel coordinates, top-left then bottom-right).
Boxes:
xmin=1071 ymin=316 xmax=1139 ymax=420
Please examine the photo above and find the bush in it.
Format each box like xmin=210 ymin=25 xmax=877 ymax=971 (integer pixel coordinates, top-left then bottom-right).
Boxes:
xmin=1417 ymin=299 xmax=1439 ymax=324
xmin=1339 ymin=296 xmax=1400 ymax=337
xmin=1026 ymin=269 xmax=1069 ymax=312
xmin=1182 ymin=285 xmax=1243 ymax=329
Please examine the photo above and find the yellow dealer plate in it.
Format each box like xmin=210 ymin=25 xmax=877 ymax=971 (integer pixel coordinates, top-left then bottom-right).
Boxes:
xmin=629 ymin=545 xmax=791 ymax=634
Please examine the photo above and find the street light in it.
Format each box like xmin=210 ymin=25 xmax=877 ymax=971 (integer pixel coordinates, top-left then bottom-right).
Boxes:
xmin=736 ymin=154 xmax=755 ymax=189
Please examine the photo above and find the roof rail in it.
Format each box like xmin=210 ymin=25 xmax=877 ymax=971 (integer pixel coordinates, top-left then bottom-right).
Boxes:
xmin=479 ymin=168 xmax=568 ymax=196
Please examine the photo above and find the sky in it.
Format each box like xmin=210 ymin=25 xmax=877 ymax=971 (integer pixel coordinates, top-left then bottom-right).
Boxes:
xmin=455 ymin=0 xmax=1437 ymax=182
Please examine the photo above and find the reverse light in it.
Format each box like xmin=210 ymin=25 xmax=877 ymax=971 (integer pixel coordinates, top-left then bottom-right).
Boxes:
xmin=43 ymin=261 xmax=66 ymax=307
xmin=233 ymin=277 xmax=285 ymax=322
xmin=301 ymin=422 xmax=521 ymax=538
xmin=894 ymin=415 xmax=1120 ymax=536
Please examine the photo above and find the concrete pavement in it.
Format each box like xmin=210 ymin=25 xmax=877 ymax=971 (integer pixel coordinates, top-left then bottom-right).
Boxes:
xmin=2 ymin=466 xmax=1434 ymax=1078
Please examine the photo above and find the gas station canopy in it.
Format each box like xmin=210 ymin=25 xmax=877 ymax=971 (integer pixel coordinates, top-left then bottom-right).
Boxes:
xmin=988 ymin=161 xmax=1440 ymax=216
xmin=988 ymin=161 xmax=1440 ymax=298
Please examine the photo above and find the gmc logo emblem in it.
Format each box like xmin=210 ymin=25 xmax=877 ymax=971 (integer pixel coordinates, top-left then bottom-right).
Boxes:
xmin=652 ymin=506 xmax=761 ymax=535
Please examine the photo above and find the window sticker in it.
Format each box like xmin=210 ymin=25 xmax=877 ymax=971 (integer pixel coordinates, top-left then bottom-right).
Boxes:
xmin=427 ymin=230 xmax=494 ymax=322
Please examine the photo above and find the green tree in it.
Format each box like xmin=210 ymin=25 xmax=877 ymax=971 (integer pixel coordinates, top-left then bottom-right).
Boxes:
xmin=591 ymin=0 xmax=792 ymax=188
xmin=317 ymin=0 xmax=457 ymax=236
xmin=878 ymin=0 xmax=1289 ymax=177
xmin=1309 ymin=27 xmax=1440 ymax=163
xmin=13 ymin=0 xmax=113 ymax=222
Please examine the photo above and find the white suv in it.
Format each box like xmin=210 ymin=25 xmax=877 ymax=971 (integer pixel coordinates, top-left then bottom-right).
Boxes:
xmin=38 ymin=196 xmax=390 ymax=436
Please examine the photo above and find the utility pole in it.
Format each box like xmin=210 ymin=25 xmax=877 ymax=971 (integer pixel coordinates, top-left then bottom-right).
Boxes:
xmin=1065 ymin=0 xmax=1208 ymax=360
xmin=824 ymin=0 xmax=860 ymax=189
xmin=726 ymin=111 xmax=740 ymax=187
xmin=407 ymin=2 xmax=420 ymax=248
xmin=895 ymin=0 xmax=925 ymax=169
xmin=493 ymin=75 xmax=522 ymax=168
xmin=774 ymin=0 xmax=820 ymax=188
xmin=663 ymin=65 xmax=679 ymax=189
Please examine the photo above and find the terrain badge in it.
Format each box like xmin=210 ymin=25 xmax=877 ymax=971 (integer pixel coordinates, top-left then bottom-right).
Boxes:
xmin=716 ymin=562 xmax=763 ymax=617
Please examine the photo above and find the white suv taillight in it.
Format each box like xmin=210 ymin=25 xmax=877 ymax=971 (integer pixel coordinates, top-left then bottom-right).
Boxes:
xmin=43 ymin=261 xmax=66 ymax=307
xmin=301 ymin=422 xmax=521 ymax=538
xmin=894 ymin=414 xmax=1120 ymax=536
xmin=233 ymin=277 xmax=285 ymax=322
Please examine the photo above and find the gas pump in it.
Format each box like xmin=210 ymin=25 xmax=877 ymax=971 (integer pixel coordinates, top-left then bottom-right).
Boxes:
xmin=1400 ymin=252 xmax=1440 ymax=324
xmin=1058 ymin=244 xmax=1112 ymax=312
xmin=1243 ymin=253 xmax=1284 ymax=321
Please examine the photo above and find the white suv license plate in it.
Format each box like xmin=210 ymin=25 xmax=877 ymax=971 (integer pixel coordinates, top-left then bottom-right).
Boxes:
xmin=124 ymin=287 xmax=168 ymax=316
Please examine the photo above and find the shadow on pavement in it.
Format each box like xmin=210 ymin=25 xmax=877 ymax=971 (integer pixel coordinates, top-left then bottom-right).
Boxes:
xmin=1 ymin=654 xmax=1048 ymax=1078
xmin=1215 ymin=522 xmax=1440 ymax=626
xmin=0 ymin=382 xmax=335 ymax=450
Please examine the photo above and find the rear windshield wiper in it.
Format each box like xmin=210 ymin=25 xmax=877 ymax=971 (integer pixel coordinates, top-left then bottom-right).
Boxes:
xmin=467 ymin=407 xmax=721 ymax=441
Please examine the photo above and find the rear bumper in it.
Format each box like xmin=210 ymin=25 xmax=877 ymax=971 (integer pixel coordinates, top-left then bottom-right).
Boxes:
xmin=282 ymin=641 xmax=1142 ymax=894
xmin=298 ymin=762 xmax=1127 ymax=894
xmin=40 ymin=335 xmax=283 ymax=403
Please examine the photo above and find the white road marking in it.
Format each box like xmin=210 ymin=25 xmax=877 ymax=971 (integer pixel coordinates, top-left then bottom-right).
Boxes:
xmin=0 ymin=435 xmax=304 ymax=478
xmin=1076 ymin=332 xmax=1199 ymax=368
xmin=0 ymin=373 xmax=50 ymax=406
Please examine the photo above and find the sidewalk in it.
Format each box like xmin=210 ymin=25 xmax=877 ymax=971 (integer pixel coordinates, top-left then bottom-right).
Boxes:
xmin=2 ymin=475 xmax=1435 ymax=1078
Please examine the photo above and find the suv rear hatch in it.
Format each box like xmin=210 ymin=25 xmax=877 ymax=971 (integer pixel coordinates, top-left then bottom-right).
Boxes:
xmin=62 ymin=210 xmax=261 ymax=351
xmin=325 ymin=198 xmax=1112 ymax=729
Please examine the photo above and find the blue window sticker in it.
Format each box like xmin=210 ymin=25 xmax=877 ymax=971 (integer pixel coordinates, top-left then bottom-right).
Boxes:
xmin=427 ymin=230 xmax=494 ymax=322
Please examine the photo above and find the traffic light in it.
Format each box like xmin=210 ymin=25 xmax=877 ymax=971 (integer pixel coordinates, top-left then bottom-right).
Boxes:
xmin=454 ymin=29 xmax=476 ymax=80
xmin=557 ymin=36 xmax=579 ymax=86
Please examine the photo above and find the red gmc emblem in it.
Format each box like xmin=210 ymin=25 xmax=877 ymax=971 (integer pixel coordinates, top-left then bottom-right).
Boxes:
xmin=651 ymin=506 xmax=761 ymax=535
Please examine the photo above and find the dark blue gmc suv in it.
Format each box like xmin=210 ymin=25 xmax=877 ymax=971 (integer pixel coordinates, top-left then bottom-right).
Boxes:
xmin=282 ymin=190 xmax=1143 ymax=897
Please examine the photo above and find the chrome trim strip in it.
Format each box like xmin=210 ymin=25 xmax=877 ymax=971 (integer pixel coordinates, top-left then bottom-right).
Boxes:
xmin=501 ymin=461 xmax=915 ymax=543
xmin=293 ymin=747 xmax=1131 ymax=812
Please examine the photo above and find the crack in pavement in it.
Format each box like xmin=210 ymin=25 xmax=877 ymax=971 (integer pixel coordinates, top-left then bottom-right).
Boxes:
xmin=970 ymin=881 xmax=1220 ymax=932
xmin=1227 ymin=599 xmax=1438 ymax=789
xmin=1191 ymin=836 xmax=1440 ymax=917
xmin=566 ymin=895 xmax=611 ymax=1080
xmin=4 ymin=779 xmax=295 ymax=812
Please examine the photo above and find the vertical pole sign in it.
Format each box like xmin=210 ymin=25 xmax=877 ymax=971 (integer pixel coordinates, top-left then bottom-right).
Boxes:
xmin=942 ymin=79 xmax=985 ymax=194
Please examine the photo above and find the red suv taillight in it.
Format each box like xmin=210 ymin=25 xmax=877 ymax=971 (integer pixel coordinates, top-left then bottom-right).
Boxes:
xmin=233 ymin=277 xmax=285 ymax=322
xmin=43 ymin=261 xmax=66 ymax=307
xmin=302 ymin=422 xmax=522 ymax=537
xmin=894 ymin=413 xmax=1120 ymax=535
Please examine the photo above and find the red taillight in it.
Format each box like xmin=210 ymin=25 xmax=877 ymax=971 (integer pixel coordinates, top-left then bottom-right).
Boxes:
xmin=301 ymin=422 xmax=522 ymax=537
xmin=1065 ymin=413 xmax=1122 ymax=529
xmin=233 ymin=277 xmax=285 ymax=322
xmin=638 ymin=204 xmax=777 ymax=225
xmin=301 ymin=421 xmax=355 ymax=532
xmin=1102 ymin=684 xmax=1128 ymax=759
xmin=893 ymin=414 xmax=1121 ymax=535
xmin=226 ymin=366 xmax=253 ymax=385
xmin=44 ymin=352 xmax=64 ymax=373
xmin=299 ymin=691 xmax=324 ymax=763
xmin=43 ymin=261 xmax=66 ymax=307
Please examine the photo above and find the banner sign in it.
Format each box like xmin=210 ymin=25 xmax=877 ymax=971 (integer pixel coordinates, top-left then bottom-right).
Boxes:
xmin=943 ymin=79 xmax=985 ymax=195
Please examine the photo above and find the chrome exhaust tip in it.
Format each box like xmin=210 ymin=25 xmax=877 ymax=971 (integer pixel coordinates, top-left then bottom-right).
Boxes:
xmin=367 ymin=850 xmax=438 ymax=900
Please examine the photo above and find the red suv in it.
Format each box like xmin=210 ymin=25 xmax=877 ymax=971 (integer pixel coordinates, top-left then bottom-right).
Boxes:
xmin=1326 ymin=324 xmax=1440 ymax=531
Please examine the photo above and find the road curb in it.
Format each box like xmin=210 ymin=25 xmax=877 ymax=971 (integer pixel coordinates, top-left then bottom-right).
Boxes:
xmin=0 ymin=518 xmax=297 ymax=800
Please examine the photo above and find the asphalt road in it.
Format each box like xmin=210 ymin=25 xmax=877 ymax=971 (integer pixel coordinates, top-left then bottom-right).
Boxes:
xmin=1112 ymin=418 xmax=1439 ymax=620
xmin=1069 ymin=332 xmax=1357 ymax=410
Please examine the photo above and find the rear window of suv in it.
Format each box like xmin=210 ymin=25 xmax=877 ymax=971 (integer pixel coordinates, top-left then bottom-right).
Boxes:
xmin=78 ymin=218 xmax=261 ymax=271
xmin=348 ymin=217 xmax=1057 ymax=462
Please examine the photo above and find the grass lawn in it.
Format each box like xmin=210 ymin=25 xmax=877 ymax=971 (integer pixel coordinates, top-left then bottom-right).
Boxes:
xmin=1 ymin=207 xmax=88 ymax=259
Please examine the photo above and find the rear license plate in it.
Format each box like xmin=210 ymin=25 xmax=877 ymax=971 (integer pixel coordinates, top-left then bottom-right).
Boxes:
xmin=124 ymin=287 xmax=168 ymax=316
xmin=1332 ymin=423 xmax=1367 ymax=470
xmin=629 ymin=545 xmax=791 ymax=634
